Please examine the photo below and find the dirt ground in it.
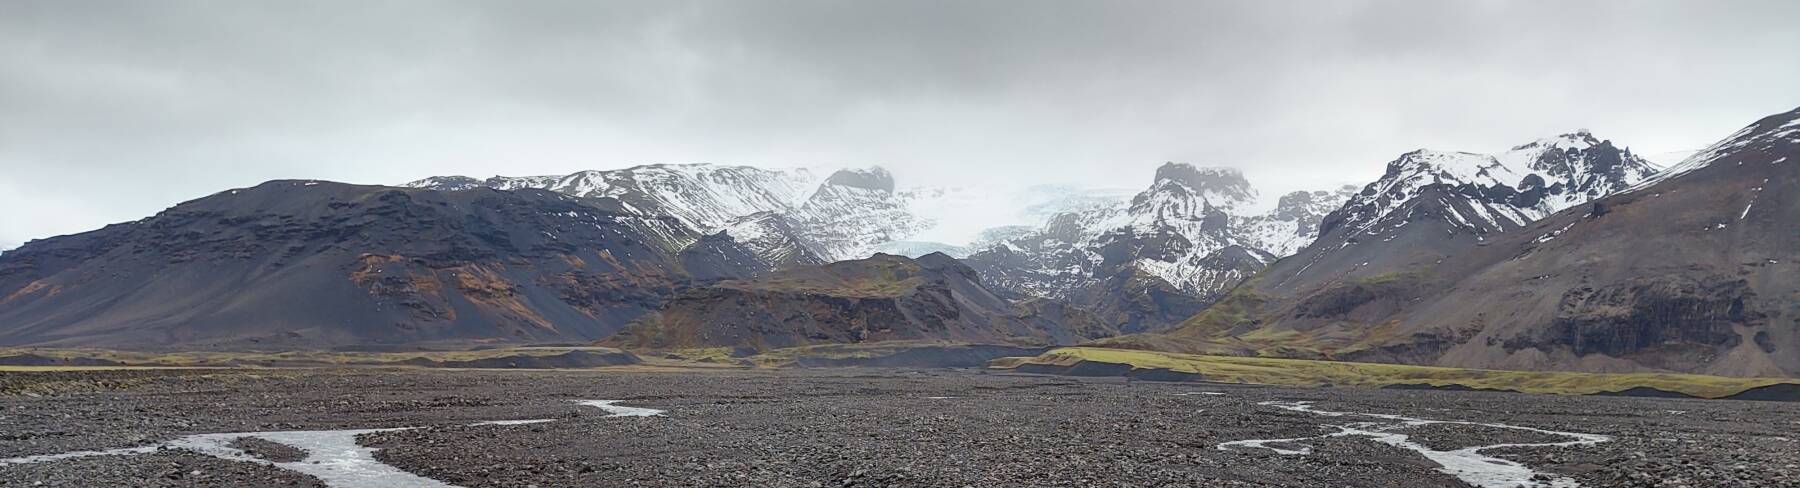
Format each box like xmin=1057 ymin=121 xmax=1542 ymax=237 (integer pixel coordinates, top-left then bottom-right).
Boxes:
xmin=0 ymin=367 xmax=1794 ymax=487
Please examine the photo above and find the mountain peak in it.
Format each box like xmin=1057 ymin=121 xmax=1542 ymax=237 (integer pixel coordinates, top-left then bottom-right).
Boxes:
xmin=823 ymin=167 xmax=894 ymax=193
xmin=1497 ymin=130 xmax=1658 ymax=212
xmin=1154 ymin=162 xmax=1243 ymax=186
xmin=401 ymin=175 xmax=495 ymax=191
xmin=1385 ymin=150 xmax=1514 ymax=186
xmin=1231 ymin=106 xmax=1800 ymax=378
xmin=1148 ymin=163 xmax=1255 ymax=205
xmin=1510 ymin=130 xmax=1603 ymax=154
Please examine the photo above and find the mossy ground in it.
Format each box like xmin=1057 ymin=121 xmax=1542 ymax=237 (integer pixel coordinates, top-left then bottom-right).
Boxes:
xmin=0 ymin=346 xmax=638 ymax=369
xmin=991 ymin=347 xmax=1793 ymax=399
xmin=663 ymin=340 xmax=1013 ymax=367
xmin=719 ymin=257 xmax=926 ymax=298
xmin=1167 ymin=285 xmax=1267 ymax=337
xmin=2 ymin=341 xmax=1014 ymax=370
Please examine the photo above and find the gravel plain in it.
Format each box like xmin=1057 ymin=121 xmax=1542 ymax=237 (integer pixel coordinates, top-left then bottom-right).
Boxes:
xmin=0 ymin=367 xmax=1795 ymax=487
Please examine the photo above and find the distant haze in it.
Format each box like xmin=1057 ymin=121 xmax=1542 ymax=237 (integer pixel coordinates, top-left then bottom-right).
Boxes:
xmin=3 ymin=0 xmax=1798 ymax=249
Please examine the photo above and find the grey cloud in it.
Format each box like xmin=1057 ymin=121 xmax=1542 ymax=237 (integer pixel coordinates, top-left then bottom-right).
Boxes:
xmin=3 ymin=0 xmax=1798 ymax=248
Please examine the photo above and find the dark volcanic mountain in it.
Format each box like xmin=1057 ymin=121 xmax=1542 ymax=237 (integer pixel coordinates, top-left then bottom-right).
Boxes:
xmin=0 ymin=181 xmax=728 ymax=350
xmin=0 ymin=180 xmax=1114 ymax=352
xmin=607 ymin=253 xmax=1114 ymax=350
xmin=1126 ymin=107 xmax=1800 ymax=377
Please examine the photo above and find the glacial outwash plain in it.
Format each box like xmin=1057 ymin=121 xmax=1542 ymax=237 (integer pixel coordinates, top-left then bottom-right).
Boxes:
xmin=5 ymin=104 xmax=1800 ymax=487
xmin=5 ymin=3 xmax=1800 ymax=485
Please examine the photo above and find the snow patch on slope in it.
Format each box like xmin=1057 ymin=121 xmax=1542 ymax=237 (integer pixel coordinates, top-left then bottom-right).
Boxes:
xmin=1630 ymin=110 xmax=1800 ymax=193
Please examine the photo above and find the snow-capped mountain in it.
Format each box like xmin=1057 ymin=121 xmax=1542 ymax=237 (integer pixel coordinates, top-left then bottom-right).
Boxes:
xmin=407 ymin=164 xmax=1143 ymax=270
xmin=714 ymin=212 xmax=828 ymax=268
xmin=965 ymin=133 xmax=1654 ymax=334
xmin=889 ymin=184 xmax=1136 ymax=256
xmin=788 ymin=167 xmax=934 ymax=260
xmin=1267 ymin=131 xmax=1659 ymax=295
xmin=1635 ymin=114 xmax=1798 ymax=189
xmin=406 ymin=164 xmax=824 ymax=233
xmin=1165 ymin=107 xmax=1800 ymax=377
xmin=967 ymin=164 xmax=1356 ymax=297
xmin=1237 ymin=186 xmax=1364 ymax=257
xmin=1319 ymin=149 xmax=1542 ymax=243
xmin=962 ymin=163 xmax=1357 ymax=332
xmin=1504 ymin=131 xmax=1662 ymax=214
xmin=407 ymin=164 xmax=941 ymax=265
xmin=1089 ymin=165 xmax=1280 ymax=294
xmin=676 ymin=211 xmax=829 ymax=281
xmin=1316 ymin=131 xmax=1659 ymax=250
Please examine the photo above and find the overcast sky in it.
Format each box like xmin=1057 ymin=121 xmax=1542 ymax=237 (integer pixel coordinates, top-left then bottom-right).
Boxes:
xmin=3 ymin=0 xmax=1798 ymax=249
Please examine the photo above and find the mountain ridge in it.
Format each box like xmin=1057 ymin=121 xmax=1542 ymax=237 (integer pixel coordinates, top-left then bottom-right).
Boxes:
xmin=962 ymin=163 xmax=1360 ymax=333
xmin=1105 ymin=107 xmax=1800 ymax=377
xmin=606 ymin=252 xmax=1114 ymax=350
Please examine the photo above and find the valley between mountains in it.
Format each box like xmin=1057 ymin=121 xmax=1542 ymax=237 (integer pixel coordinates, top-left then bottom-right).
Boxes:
xmin=6 ymin=106 xmax=1798 ymax=380
xmin=1 ymin=106 xmax=1798 ymax=487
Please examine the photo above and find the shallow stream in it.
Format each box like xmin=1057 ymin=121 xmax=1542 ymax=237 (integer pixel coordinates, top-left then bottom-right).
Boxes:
xmin=0 ymin=399 xmax=667 ymax=488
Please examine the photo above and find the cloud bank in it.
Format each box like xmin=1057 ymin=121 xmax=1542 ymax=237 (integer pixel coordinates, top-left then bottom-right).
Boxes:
xmin=4 ymin=0 xmax=1798 ymax=248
